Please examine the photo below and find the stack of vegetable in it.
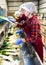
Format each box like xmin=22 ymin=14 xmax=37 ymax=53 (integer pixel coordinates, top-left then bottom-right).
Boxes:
xmin=0 ymin=25 xmax=20 ymax=58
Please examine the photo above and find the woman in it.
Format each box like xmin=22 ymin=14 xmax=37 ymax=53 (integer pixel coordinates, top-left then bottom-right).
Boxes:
xmin=14 ymin=2 xmax=43 ymax=63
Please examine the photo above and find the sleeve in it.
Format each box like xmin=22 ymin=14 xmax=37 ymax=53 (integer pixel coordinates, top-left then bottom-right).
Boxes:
xmin=15 ymin=14 xmax=27 ymax=28
xmin=25 ymin=21 xmax=40 ymax=43
xmin=17 ymin=22 xmax=26 ymax=28
xmin=15 ymin=14 xmax=27 ymax=22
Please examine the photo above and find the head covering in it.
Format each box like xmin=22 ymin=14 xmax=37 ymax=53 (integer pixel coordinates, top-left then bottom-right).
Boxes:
xmin=19 ymin=2 xmax=37 ymax=14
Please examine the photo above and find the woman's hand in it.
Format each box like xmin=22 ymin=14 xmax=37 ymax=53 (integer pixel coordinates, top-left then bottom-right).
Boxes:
xmin=22 ymin=38 xmax=26 ymax=42
xmin=13 ymin=38 xmax=26 ymax=45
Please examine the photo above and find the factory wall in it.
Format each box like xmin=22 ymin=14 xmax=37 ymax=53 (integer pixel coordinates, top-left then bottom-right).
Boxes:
xmin=39 ymin=0 xmax=46 ymax=14
xmin=0 ymin=0 xmax=7 ymax=16
xmin=7 ymin=0 xmax=38 ymax=15
xmin=39 ymin=0 xmax=46 ymax=44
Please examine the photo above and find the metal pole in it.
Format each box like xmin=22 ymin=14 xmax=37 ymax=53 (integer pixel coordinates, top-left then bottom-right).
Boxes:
xmin=38 ymin=0 xmax=40 ymax=14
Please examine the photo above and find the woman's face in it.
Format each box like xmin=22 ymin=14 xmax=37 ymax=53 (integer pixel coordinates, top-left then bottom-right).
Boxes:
xmin=20 ymin=8 xmax=33 ymax=18
xmin=20 ymin=8 xmax=30 ymax=17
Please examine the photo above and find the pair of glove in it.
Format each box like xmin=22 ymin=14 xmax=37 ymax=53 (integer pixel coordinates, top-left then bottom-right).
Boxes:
xmin=14 ymin=29 xmax=23 ymax=45
xmin=8 ymin=16 xmax=15 ymax=23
